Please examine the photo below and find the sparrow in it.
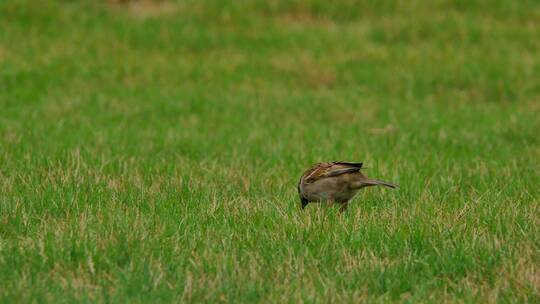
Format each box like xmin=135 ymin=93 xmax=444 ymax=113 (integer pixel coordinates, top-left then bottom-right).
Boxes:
xmin=297 ymin=161 xmax=397 ymax=213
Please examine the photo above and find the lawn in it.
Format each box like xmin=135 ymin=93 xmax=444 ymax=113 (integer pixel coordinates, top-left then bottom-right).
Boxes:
xmin=1 ymin=0 xmax=539 ymax=302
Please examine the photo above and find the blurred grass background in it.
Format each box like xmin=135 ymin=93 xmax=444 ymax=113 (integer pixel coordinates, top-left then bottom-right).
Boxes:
xmin=1 ymin=0 xmax=539 ymax=302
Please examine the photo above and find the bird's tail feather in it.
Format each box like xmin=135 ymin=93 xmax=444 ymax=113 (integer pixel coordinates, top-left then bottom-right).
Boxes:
xmin=361 ymin=179 xmax=398 ymax=189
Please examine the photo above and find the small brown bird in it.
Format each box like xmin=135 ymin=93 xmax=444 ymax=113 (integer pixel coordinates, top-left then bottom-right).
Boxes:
xmin=297 ymin=161 xmax=397 ymax=213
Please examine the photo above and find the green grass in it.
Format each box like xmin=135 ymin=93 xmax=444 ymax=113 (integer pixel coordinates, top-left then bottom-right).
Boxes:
xmin=1 ymin=0 xmax=540 ymax=302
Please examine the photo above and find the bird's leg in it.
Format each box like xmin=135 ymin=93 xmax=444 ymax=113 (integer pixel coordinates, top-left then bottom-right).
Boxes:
xmin=339 ymin=202 xmax=349 ymax=214
xmin=327 ymin=199 xmax=335 ymax=208
xmin=328 ymin=200 xmax=347 ymax=214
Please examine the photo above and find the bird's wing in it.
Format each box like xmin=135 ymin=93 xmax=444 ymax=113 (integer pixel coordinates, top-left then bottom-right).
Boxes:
xmin=303 ymin=162 xmax=362 ymax=184
xmin=333 ymin=161 xmax=363 ymax=168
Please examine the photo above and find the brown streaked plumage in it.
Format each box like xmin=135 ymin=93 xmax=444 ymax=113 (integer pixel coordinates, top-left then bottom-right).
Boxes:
xmin=297 ymin=161 xmax=397 ymax=213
